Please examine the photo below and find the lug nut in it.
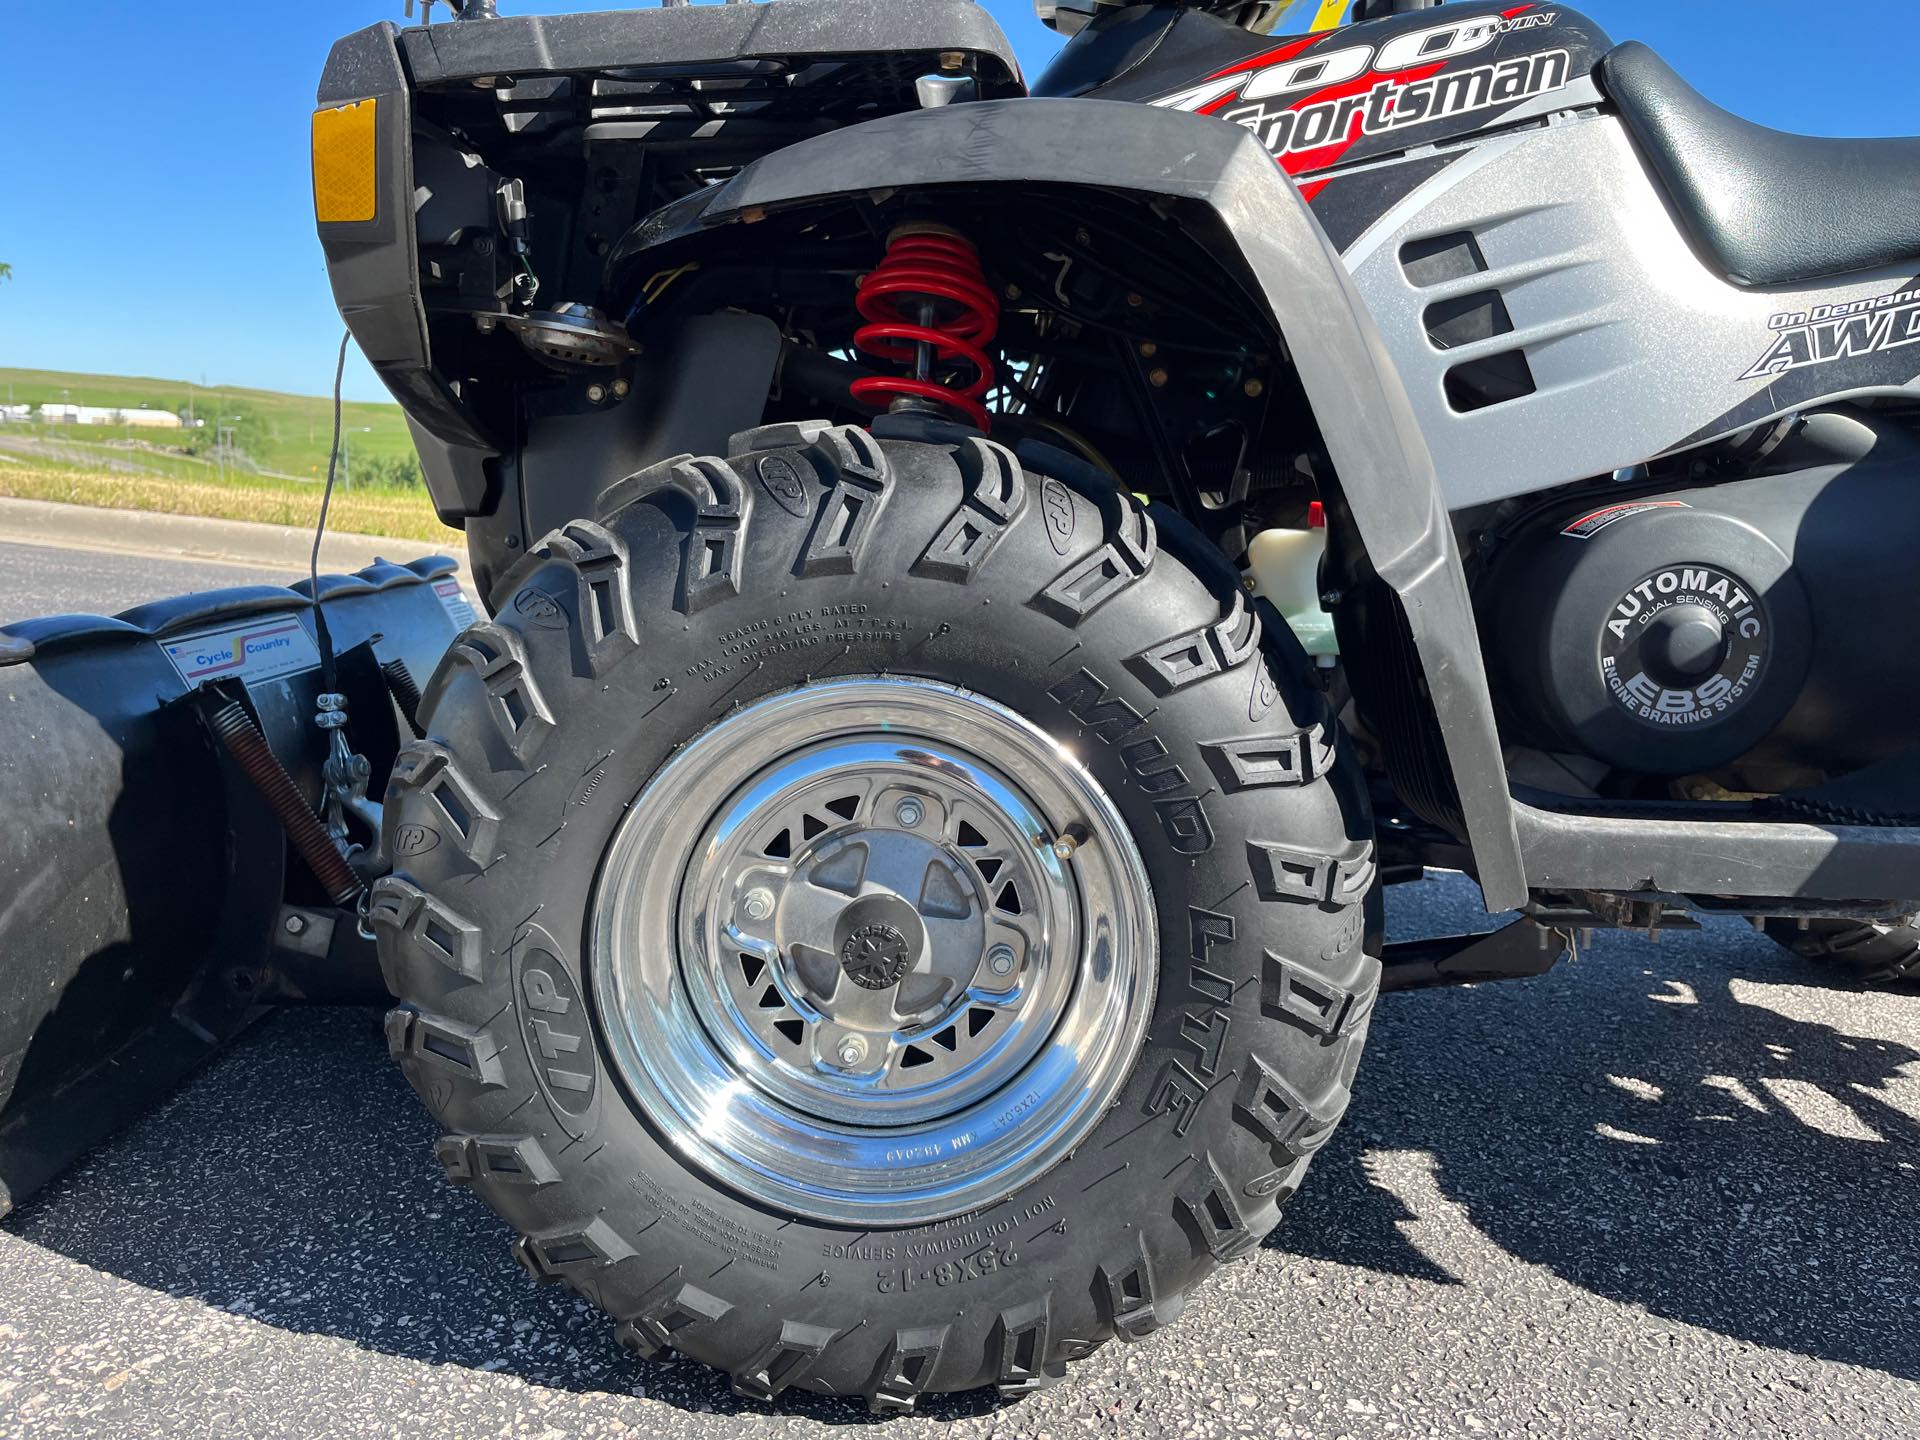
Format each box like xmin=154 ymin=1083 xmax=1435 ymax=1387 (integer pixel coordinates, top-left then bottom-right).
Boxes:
xmin=986 ymin=944 xmax=1016 ymax=977
xmin=283 ymin=913 xmax=308 ymax=936
xmin=895 ymin=797 xmax=925 ymax=828
xmin=836 ymin=1036 xmax=868 ymax=1067
xmin=741 ymin=887 xmax=775 ymax=921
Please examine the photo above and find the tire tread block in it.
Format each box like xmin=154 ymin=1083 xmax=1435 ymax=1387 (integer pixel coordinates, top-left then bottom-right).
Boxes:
xmin=368 ymin=876 xmax=483 ymax=984
xmin=732 ymin=1320 xmax=838 ymax=1402
xmin=540 ymin=519 xmax=640 ymax=672
xmin=1234 ymin=1053 xmax=1347 ymax=1160
xmin=914 ymin=436 xmax=1027 ymax=582
xmin=867 ymin=1324 xmax=949 ymax=1414
xmin=434 ymin=1133 xmax=559 ymax=1187
xmin=1174 ymin=1154 xmax=1258 ymax=1262
xmin=384 ymin=1006 xmax=505 ymax=1088
xmin=799 ymin=427 xmax=891 ymax=577
xmin=992 ymin=1296 xmax=1067 ymax=1399
xmin=1128 ymin=590 xmax=1262 ymax=695
xmin=1247 ymin=836 xmax=1377 ymax=905
xmin=1031 ymin=490 xmax=1156 ymax=623
xmin=446 ymin=622 xmax=554 ymax=764
xmin=614 ymin=1270 xmax=734 ymax=1361
xmin=388 ymin=743 xmax=501 ymax=868
xmin=1201 ymin=724 xmax=1335 ymax=792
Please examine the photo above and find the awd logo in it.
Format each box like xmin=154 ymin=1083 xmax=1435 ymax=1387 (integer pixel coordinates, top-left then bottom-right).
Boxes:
xmin=1742 ymin=284 xmax=1920 ymax=380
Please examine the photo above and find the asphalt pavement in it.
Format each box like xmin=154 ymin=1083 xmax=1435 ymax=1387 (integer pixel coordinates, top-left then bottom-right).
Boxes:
xmin=1 ymin=541 xmax=1917 ymax=1439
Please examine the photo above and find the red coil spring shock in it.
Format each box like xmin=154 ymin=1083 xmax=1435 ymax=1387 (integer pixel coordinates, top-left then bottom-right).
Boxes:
xmin=849 ymin=225 xmax=1000 ymax=431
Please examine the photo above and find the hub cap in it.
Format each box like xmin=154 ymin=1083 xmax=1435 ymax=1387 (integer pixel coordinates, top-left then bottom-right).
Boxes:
xmin=591 ymin=678 xmax=1155 ymax=1225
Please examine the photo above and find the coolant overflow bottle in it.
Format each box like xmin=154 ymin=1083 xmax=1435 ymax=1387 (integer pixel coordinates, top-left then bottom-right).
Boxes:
xmin=1247 ymin=501 xmax=1337 ymax=662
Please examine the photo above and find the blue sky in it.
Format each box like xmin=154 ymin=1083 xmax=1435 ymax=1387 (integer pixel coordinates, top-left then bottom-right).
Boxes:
xmin=1 ymin=1 xmax=1913 ymax=403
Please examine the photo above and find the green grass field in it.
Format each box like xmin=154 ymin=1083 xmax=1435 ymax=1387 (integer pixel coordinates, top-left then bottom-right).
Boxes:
xmin=0 ymin=365 xmax=417 ymax=479
xmin=0 ymin=460 xmax=452 ymax=542
xmin=0 ymin=367 xmax=450 ymax=540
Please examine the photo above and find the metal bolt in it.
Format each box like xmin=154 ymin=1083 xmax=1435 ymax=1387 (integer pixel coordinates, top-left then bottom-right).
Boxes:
xmin=836 ymin=1035 xmax=868 ymax=1067
xmin=1147 ymin=367 xmax=1169 ymax=389
xmin=1243 ymin=377 xmax=1265 ymax=398
xmin=986 ymin=944 xmax=1016 ymax=977
xmin=742 ymin=887 xmax=775 ymax=921
xmin=895 ymin=797 xmax=925 ymax=828
xmin=1004 ymin=283 xmax=1022 ymax=301
xmin=611 ymin=378 xmax=631 ymax=398
xmin=1138 ymin=341 xmax=1158 ymax=358
xmin=586 ymin=383 xmax=607 ymax=404
xmin=1125 ymin=291 xmax=1144 ymax=308
xmin=939 ymin=49 xmax=966 ymax=70
xmin=1074 ymin=228 xmax=1091 ymax=246
xmin=283 ymin=913 xmax=308 ymax=936
xmin=1050 ymin=825 xmax=1089 ymax=861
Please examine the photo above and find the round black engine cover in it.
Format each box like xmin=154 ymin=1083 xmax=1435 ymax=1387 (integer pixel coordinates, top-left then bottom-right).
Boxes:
xmin=1487 ymin=498 xmax=1812 ymax=776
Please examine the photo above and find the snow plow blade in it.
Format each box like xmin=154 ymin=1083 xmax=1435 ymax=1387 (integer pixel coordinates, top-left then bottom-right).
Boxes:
xmin=0 ymin=555 xmax=471 ymax=1216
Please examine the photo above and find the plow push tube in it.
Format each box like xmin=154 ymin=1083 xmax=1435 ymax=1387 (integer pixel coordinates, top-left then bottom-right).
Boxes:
xmin=614 ymin=96 xmax=1529 ymax=910
xmin=0 ymin=556 xmax=468 ymax=1215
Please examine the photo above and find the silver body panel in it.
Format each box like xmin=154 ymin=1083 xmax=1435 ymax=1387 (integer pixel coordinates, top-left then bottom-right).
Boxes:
xmin=1343 ymin=111 xmax=1920 ymax=512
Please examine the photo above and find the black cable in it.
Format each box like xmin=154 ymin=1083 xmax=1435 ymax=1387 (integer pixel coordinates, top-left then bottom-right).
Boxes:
xmin=311 ymin=330 xmax=351 ymax=695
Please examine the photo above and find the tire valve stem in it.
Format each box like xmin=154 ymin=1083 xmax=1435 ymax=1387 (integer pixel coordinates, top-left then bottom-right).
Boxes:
xmin=1045 ymin=824 xmax=1091 ymax=861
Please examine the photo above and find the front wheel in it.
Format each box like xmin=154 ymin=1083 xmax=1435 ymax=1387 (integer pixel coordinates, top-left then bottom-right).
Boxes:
xmin=375 ymin=425 xmax=1378 ymax=1410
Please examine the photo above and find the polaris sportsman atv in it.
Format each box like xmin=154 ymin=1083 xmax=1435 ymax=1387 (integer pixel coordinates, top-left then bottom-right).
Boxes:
xmin=3 ymin=0 xmax=1917 ymax=1414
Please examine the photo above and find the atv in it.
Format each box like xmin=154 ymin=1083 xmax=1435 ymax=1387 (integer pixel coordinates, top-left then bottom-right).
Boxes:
xmin=4 ymin=0 xmax=1917 ymax=1414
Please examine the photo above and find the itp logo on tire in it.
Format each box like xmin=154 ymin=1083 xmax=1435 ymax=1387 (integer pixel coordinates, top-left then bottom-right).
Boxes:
xmin=757 ymin=454 xmax=810 ymax=517
xmin=510 ymin=924 xmax=599 ymax=1136
xmin=512 ymin=586 xmax=568 ymax=630
xmin=1041 ymin=479 xmax=1075 ymax=554
xmin=393 ymin=823 xmax=441 ymax=858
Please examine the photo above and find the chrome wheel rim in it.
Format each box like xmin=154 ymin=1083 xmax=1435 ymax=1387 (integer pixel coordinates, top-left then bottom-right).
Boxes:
xmin=591 ymin=677 xmax=1155 ymax=1225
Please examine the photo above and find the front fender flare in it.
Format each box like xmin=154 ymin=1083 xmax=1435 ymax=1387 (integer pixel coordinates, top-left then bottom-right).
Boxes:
xmin=614 ymin=98 xmax=1525 ymax=908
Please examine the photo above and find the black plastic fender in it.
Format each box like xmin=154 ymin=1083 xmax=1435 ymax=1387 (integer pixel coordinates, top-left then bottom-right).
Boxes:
xmin=607 ymin=96 xmax=1527 ymax=908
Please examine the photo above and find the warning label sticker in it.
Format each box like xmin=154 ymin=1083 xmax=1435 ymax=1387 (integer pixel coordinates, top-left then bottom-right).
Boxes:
xmin=433 ymin=577 xmax=477 ymax=630
xmin=161 ymin=615 xmax=320 ymax=687
xmin=1560 ymin=499 xmax=1690 ymax=539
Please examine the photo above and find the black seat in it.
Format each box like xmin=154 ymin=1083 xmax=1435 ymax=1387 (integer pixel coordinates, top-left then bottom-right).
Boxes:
xmin=1599 ymin=41 xmax=1920 ymax=288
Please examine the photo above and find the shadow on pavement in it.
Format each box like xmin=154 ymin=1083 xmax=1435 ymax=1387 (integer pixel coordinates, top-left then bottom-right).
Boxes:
xmin=0 ymin=1006 xmax=1000 ymax=1424
xmin=5 ymin=902 xmax=1917 ymax=1413
xmin=1274 ymin=913 xmax=1920 ymax=1383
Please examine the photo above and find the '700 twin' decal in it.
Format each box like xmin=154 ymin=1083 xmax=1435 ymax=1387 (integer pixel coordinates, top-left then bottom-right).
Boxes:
xmin=1154 ymin=9 xmax=1567 ymax=178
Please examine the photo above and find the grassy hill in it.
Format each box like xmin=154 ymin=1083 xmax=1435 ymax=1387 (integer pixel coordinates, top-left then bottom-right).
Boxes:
xmin=0 ymin=367 xmax=449 ymax=541
xmin=0 ymin=365 xmax=416 ymax=479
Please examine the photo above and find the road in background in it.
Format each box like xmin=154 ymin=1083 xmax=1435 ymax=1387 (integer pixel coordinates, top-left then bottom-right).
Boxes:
xmin=0 ymin=538 xmax=289 ymax=622
xmin=1 ymin=547 xmax=1916 ymax=1439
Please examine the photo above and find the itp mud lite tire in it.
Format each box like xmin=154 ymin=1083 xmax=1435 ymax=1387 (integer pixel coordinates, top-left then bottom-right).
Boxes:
xmin=375 ymin=425 xmax=1379 ymax=1410
xmin=1763 ymin=916 xmax=1920 ymax=986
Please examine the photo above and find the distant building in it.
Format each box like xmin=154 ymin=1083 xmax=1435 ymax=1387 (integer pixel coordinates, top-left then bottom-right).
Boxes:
xmin=35 ymin=403 xmax=184 ymax=430
xmin=0 ymin=404 xmax=29 ymax=423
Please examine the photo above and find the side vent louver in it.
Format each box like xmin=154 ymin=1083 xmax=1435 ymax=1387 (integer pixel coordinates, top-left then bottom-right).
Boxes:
xmin=1400 ymin=231 xmax=1538 ymax=414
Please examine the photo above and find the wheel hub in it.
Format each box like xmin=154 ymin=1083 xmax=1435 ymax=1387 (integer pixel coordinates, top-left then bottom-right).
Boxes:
xmin=589 ymin=678 xmax=1155 ymax=1225
xmin=840 ymin=922 xmax=912 ymax=992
